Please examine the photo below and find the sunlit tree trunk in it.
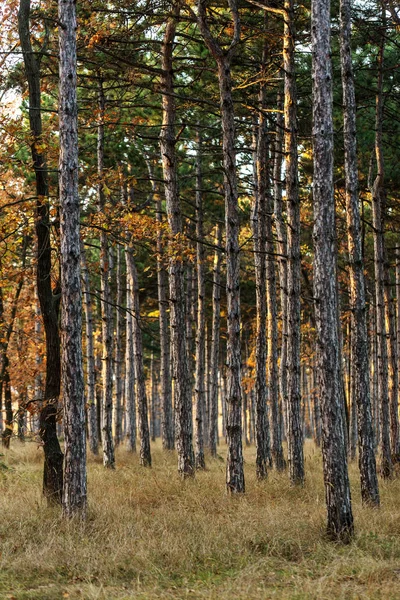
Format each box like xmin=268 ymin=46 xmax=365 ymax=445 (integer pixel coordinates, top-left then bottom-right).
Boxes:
xmin=125 ymin=252 xmax=136 ymax=453
xmin=97 ymin=80 xmax=115 ymax=469
xmin=81 ymin=249 xmax=98 ymax=455
xmin=312 ymin=0 xmax=354 ymax=541
xmin=209 ymin=224 xmax=222 ymax=457
xmin=126 ymin=250 xmax=151 ymax=467
xmin=114 ymin=246 xmax=124 ymax=447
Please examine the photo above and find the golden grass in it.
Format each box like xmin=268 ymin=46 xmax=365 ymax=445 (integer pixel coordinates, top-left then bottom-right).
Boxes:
xmin=1 ymin=440 xmax=400 ymax=599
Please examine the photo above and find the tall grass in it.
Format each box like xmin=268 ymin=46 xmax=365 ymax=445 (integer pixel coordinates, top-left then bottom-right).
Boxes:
xmin=1 ymin=440 xmax=400 ymax=599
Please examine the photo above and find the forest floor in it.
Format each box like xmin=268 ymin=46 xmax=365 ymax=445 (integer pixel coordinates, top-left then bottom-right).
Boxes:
xmin=1 ymin=441 xmax=400 ymax=600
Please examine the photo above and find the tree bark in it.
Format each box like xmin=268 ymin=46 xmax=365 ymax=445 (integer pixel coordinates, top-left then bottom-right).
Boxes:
xmin=59 ymin=0 xmax=87 ymax=517
xmin=371 ymin=14 xmax=392 ymax=478
xmin=126 ymin=250 xmax=152 ymax=467
xmin=209 ymin=224 xmax=222 ymax=458
xmin=98 ymin=80 xmax=115 ymax=469
xmin=198 ymin=0 xmax=244 ymax=493
xmin=160 ymin=5 xmax=194 ymax=476
xmin=18 ymin=0 xmax=63 ymax=503
xmin=114 ymin=246 xmax=125 ymax=446
xmin=125 ymin=250 xmax=136 ymax=452
xmin=312 ymin=0 xmax=354 ymax=541
xmin=284 ymin=0 xmax=304 ymax=484
xmin=339 ymin=0 xmax=379 ymax=503
xmin=81 ymin=248 xmax=99 ymax=456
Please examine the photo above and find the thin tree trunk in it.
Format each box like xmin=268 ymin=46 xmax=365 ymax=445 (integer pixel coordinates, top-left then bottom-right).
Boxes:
xmin=155 ymin=191 xmax=174 ymax=450
xmin=18 ymin=0 xmax=63 ymax=503
xmin=312 ymin=0 xmax=354 ymax=541
xmin=195 ymin=130 xmax=206 ymax=469
xmin=371 ymin=13 xmax=392 ymax=478
xmin=339 ymin=0 xmax=379 ymax=502
xmin=126 ymin=250 xmax=151 ymax=467
xmin=125 ymin=250 xmax=136 ymax=452
xmin=198 ymin=0 xmax=244 ymax=493
xmin=160 ymin=5 xmax=194 ymax=476
xmin=2 ymin=357 xmax=12 ymax=449
xmin=98 ymin=80 xmax=115 ymax=469
xmin=59 ymin=0 xmax=87 ymax=517
xmin=114 ymin=246 xmax=124 ymax=447
xmin=81 ymin=249 xmax=98 ymax=456
xmin=284 ymin=0 xmax=304 ymax=484
xmin=209 ymin=224 xmax=222 ymax=457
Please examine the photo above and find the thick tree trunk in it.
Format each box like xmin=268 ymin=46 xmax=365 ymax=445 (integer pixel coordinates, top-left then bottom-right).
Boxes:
xmin=126 ymin=250 xmax=151 ymax=467
xmin=284 ymin=0 xmax=304 ymax=484
xmin=339 ymin=0 xmax=379 ymax=504
xmin=160 ymin=7 xmax=194 ymax=476
xmin=18 ymin=0 xmax=63 ymax=503
xmin=59 ymin=0 xmax=87 ymax=517
xmin=81 ymin=249 xmax=99 ymax=456
xmin=209 ymin=224 xmax=222 ymax=457
xmin=194 ymin=131 xmax=206 ymax=470
xmin=98 ymin=81 xmax=115 ymax=469
xmin=312 ymin=0 xmax=354 ymax=541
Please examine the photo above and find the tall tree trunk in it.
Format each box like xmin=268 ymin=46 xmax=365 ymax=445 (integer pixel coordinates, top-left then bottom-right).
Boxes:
xmin=126 ymin=250 xmax=152 ymax=467
xmin=125 ymin=251 xmax=136 ymax=452
xmin=81 ymin=249 xmax=99 ymax=455
xmin=371 ymin=13 xmax=392 ymax=478
xmin=114 ymin=246 xmax=124 ymax=447
xmin=312 ymin=0 xmax=354 ymax=541
xmin=251 ymin=78 xmax=269 ymax=481
xmin=98 ymin=80 xmax=115 ymax=469
xmin=284 ymin=0 xmax=304 ymax=484
xmin=273 ymin=90 xmax=289 ymax=441
xmin=59 ymin=0 xmax=87 ymax=517
xmin=2 ymin=357 xmax=12 ymax=449
xmin=209 ymin=224 xmax=222 ymax=458
xmin=160 ymin=5 xmax=194 ymax=476
xmin=194 ymin=131 xmax=206 ymax=470
xmin=18 ymin=0 xmax=63 ymax=503
xmin=198 ymin=0 xmax=244 ymax=493
xmin=155 ymin=191 xmax=174 ymax=450
xmin=339 ymin=0 xmax=379 ymax=503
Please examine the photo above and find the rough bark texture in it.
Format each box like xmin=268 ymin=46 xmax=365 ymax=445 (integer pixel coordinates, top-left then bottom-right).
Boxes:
xmin=371 ymin=20 xmax=392 ymax=479
xmin=312 ymin=0 xmax=354 ymax=541
xmin=284 ymin=0 xmax=304 ymax=484
xmin=273 ymin=91 xmax=288 ymax=441
xmin=98 ymin=81 xmax=115 ymax=469
xmin=126 ymin=250 xmax=152 ymax=467
xmin=59 ymin=0 xmax=87 ymax=518
xmin=18 ymin=0 xmax=63 ymax=503
xmin=160 ymin=6 xmax=194 ymax=476
xmin=209 ymin=224 xmax=222 ymax=458
xmin=339 ymin=0 xmax=379 ymax=504
xmin=198 ymin=0 xmax=244 ymax=493
xmin=251 ymin=89 xmax=269 ymax=481
xmin=194 ymin=131 xmax=206 ymax=470
xmin=82 ymin=249 xmax=98 ymax=455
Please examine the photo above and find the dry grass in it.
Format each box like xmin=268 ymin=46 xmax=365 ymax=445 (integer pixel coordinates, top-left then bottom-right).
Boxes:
xmin=1 ymin=440 xmax=400 ymax=599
